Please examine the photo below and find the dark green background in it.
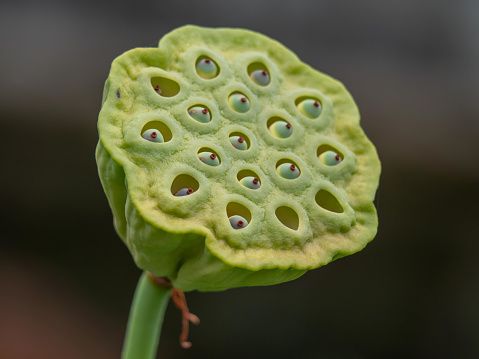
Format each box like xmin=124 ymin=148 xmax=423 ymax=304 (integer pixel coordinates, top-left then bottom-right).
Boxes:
xmin=1 ymin=0 xmax=478 ymax=358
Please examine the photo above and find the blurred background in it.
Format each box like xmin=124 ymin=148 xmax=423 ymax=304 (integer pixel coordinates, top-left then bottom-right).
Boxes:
xmin=1 ymin=0 xmax=478 ymax=358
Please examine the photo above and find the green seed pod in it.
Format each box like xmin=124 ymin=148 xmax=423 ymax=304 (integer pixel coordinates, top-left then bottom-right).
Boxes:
xmin=319 ymin=150 xmax=342 ymax=166
xmin=228 ymin=93 xmax=250 ymax=113
xmin=142 ymin=129 xmax=164 ymax=143
xmin=239 ymin=176 xmax=260 ymax=190
xmin=188 ymin=106 xmax=211 ymax=123
xmin=198 ymin=151 xmax=220 ymax=166
xmin=96 ymin=25 xmax=380 ymax=292
xmin=229 ymin=136 xmax=248 ymax=150
xmin=269 ymin=120 xmax=292 ymax=139
xmin=297 ymin=99 xmax=322 ymax=118
xmin=196 ymin=58 xmax=218 ymax=79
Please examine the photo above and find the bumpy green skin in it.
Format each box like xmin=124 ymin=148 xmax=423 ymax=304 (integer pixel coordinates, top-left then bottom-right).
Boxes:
xmin=96 ymin=25 xmax=380 ymax=292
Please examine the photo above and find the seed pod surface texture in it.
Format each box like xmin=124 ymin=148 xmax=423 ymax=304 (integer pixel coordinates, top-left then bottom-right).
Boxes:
xmin=96 ymin=26 xmax=380 ymax=292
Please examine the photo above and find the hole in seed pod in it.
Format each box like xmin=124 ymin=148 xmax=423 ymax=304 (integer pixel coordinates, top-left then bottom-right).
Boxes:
xmin=170 ymin=174 xmax=199 ymax=196
xmin=151 ymin=77 xmax=180 ymax=97
xmin=188 ymin=105 xmax=211 ymax=123
xmin=315 ymin=190 xmax=344 ymax=213
xmin=228 ymin=92 xmax=250 ymax=113
xmin=276 ymin=159 xmax=300 ymax=179
xmin=197 ymin=147 xmax=220 ymax=166
xmin=247 ymin=62 xmax=270 ymax=86
xmin=226 ymin=202 xmax=251 ymax=229
xmin=229 ymin=132 xmax=250 ymax=150
xmin=267 ymin=117 xmax=293 ymax=139
xmin=237 ymin=169 xmax=259 ymax=181
xmin=295 ymin=96 xmax=322 ymax=118
xmin=196 ymin=56 xmax=219 ymax=79
xmin=237 ymin=170 xmax=261 ymax=190
xmin=317 ymin=145 xmax=343 ymax=166
xmin=141 ymin=121 xmax=172 ymax=142
xmin=275 ymin=206 xmax=299 ymax=231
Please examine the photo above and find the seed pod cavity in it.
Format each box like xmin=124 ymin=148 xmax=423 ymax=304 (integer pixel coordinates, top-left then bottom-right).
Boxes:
xmin=275 ymin=206 xmax=299 ymax=231
xmin=315 ymin=190 xmax=344 ymax=213
xmin=151 ymin=77 xmax=180 ymax=97
xmin=170 ymin=174 xmax=200 ymax=196
xmin=226 ymin=202 xmax=251 ymax=230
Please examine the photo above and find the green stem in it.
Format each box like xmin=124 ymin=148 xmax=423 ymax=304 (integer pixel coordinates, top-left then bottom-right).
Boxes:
xmin=122 ymin=272 xmax=171 ymax=359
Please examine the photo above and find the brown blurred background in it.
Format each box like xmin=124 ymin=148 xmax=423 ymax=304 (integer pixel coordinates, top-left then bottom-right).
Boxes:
xmin=1 ymin=0 xmax=478 ymax=358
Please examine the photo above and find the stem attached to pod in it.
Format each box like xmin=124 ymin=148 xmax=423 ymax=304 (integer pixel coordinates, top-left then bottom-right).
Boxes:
xmin=121 ymin=272 xmax=171 ymax=359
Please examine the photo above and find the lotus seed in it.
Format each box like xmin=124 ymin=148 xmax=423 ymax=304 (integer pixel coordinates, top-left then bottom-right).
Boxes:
xmin=229 ymin=215 xmax=248 ymax=229
xmin=198 ymin=151 xmax=220 ymax=166
xmin=297 ymin=99 xmax=322 ymax=118
xmin=239 ymin=176 xmax=260 ymax=190
xmin=196 ymin=58 xmax=218 ymax=79
xmin=277 ymin=163 xmax=300 ymax=179
xmin=153 ymin=85 xmax=162 ymax=95
xmin=229 ymin=136 xmax=248 ymax=150
xmin=142 ymin=129 xmax=164 ymax=143
xmin=174 ymin=188 xmax=195 ymax=196
xmin=188 ymin=106 xmax=211 ymax=123
xmin=250 ymin=69 xmax=270 ymax=86
xmin=228 ymin=93 xmax=250 ymax=113
xmin=319 ymin=151 xmax=342 ymax=166
xmin=269 ymin=121 xmax=292 ymax=139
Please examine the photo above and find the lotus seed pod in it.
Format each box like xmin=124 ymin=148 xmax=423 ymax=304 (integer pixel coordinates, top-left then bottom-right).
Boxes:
xmin=198 ymin=151 xmax=219 ymax=166
xmin=142 ymin=129 xmax=164 ymax=143
xmin=319 ymin=150 xmax=342 ymax=166
xmin=250 ymin=69 xmax=270 ymax=86
xmin=269 ymin=121 xmax=292 ymax=139
xmin=229 ymin=136 xmax=248 ymax=150
xmin=229 ymin=215 xmax=249 ymax=229
xmin=239 ymin=176 xmax=260 ymax=190
xmin=228 ymin=93 xmax=250 ymax=113
xmin=297 ymin=99 xmax=322 ymax=118
xmin=174 ymin=188 xmax=195 ymax=196
xmin=188 ymin=106 xmax=211 ymax=123
xmin=96 ymin=25 xmax=380 ymax=292
xmin=196 ymin=58 xmax=218 ymax=79
xmin=277 ymin=163 xmax=300 ymax=179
